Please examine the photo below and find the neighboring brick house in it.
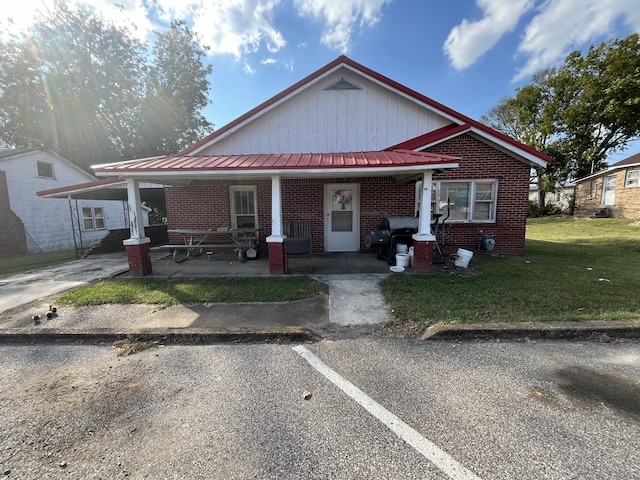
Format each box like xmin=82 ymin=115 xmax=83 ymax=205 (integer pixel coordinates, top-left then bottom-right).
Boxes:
xmin=573 ymin=153 xmax=640 ymax=219
xmin=0 ymin=148 xmax=147 ymax=254
xmin=52 ymin=56 xmax=550 ymax=275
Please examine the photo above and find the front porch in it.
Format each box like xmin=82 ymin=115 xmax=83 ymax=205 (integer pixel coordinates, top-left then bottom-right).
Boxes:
xmin=122 ymin=250 xmax=405 ymax=278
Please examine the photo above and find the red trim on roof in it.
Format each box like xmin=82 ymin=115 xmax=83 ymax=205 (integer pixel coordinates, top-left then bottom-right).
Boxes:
xmin=386 ymin=124 xmax=471 ymax=151
xmin=181 ymin=55 xmax=550 ymax=163
xmin=36 ymin=177 xmax=125 ymax=197
xmin=94 ymin=150 xmax=459 ymax=174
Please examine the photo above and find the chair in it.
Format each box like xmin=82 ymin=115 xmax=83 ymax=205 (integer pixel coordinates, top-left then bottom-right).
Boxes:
xmin=283 ymin=219 xmax=312 ymax=273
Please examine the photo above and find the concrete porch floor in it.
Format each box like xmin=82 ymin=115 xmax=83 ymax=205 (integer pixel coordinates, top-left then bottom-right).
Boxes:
xmin=130 ymin=251 xmax=402 ymax=278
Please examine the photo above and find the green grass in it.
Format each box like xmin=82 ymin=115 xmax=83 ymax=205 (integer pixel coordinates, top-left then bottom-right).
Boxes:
xmin=380 ymin=218 xmax=640 ymax=327
xmin=56 ymin=276 xmax=328 ymax=307
xmin=0 ymin=250 xmax=78 ymax=278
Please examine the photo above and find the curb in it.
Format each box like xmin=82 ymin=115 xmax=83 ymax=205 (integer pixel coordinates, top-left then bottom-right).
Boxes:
xmin=421 ymin=320 xmax=640 ymax=341
xmin=0 ymin=326 xmax=323 ymax=345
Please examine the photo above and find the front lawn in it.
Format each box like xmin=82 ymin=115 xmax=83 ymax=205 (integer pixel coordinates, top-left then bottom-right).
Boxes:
xmin=55 ymin=276 xmax=328 ymax=307
xmin=380 ymin=218 xmax=640 ymax=327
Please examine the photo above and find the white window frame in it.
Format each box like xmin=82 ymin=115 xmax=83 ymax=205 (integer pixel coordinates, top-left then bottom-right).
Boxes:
xmin=625 ymin=169 xmax=639 ymax=188
xmin=36 ymin=161 xmax=55 ymax=179
xmin=430 ymin=179 xmax=498 ymax=223
xmin=229 ymin=186 xmax=258 ymax=229
xmin=82 ymin=207 xmax=106 ymax=231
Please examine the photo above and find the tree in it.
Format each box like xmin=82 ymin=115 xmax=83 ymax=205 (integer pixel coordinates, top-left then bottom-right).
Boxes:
xmin=548 ymin=34 xmax=640 ymax=178
xmin=482 ymin=33 xmax=640 ymax=205
xmin=0 ymin=2 xmax=213 ymax=171
xmin=133 ymin=21 xmax=213 ymax=157
xmin=481 ymin=70 xmax=565 ymax=208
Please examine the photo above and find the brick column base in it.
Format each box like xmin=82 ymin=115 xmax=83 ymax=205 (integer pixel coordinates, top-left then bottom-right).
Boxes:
xmin=125 ymin=240 xmax=152 ymax=276
xmin=412 ymin=240 xmax=433 ymax=273
xmin=267 ymin=241 xmax=285 ymax=275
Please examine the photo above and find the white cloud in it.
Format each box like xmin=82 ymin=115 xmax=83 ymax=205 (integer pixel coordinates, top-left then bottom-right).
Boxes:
xmin=1 ymin=0 xmax=287 ymax=60
xmin=0 ymin=0 xmax=154 ymax=40
xmin=443 ymin=0 xmax=534 ymax=71
xmin=189 ymin=0 xmax=286 ymax=58
xmin=243 ymin=61 xmax=256 ymax=74
xmin=294 ymin=0 xmax=392 ymax=53
xmin=513 ymin=0 xmax=640 ymax=81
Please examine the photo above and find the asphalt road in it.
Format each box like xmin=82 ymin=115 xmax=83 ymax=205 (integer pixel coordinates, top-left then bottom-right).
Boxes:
xmin=1 ymin=337 xmax=639 ymax=479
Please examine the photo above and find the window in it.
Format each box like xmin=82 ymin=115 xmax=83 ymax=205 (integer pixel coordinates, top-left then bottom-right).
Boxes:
xmin=230 ymin=186 xmax=257 ymax=229
xmin=430 ymin=180 xmax=498 ymax=222
xmin=36 ymin=161 xmax=54 ymax=179
xmin=82 ymin=207 xmax=105 ymax=230
xmin=625 ymin=169 xmax=639 ymax=188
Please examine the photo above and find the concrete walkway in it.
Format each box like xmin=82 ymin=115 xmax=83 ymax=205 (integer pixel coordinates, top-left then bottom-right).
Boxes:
xmin=0 ymin=254 xmax=394 ymax=343
xmin=315 ymin=274 xmax=390 ymax=326
xmin=1 ymin=253 xmax=639 ymax=343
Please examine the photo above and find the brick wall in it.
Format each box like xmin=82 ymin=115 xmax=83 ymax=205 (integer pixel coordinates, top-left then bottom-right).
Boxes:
xmin=0 ymin=170 xmax=27 ymax=256
xmin=426 ymin=134 xmax=531 ymax=254
xmin=163 ymin=135 xmax=532 ymax=256
xmin=574 ymin=169 xmax=640 ymax=219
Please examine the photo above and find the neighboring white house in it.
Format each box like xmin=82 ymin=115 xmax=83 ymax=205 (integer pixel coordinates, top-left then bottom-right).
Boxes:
xmin=529 ymin=184 xmax=575 ymax=213
xmin=0 ymin=148 xmax=148 ymax=254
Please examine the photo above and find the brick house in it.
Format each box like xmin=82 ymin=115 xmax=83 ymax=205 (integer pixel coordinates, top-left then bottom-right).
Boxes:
xmin=59 ymin=56 xmax=549 ymax=275
xmin=573 ymin=153 xmax=640 ymax=219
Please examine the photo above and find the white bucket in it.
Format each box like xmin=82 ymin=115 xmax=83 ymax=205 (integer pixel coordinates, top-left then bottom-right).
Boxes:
xmin=396 ymin=253 xmax=410 ymax=268
xmin=454 ymin=248 xmax=474 ymax=268
xmin=396 ymin=243 xmax=408 ymax=254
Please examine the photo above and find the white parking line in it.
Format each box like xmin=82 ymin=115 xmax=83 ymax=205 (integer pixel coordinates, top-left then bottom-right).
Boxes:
xmin=293 ymin=345 xmax=482 ymax=480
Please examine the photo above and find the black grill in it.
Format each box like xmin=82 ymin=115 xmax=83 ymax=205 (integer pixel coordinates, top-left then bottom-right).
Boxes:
xmin=365 ymin=216 xmax=418 ymax=264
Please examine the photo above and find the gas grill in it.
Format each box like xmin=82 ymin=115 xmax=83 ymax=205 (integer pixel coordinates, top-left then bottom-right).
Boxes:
xmin=365 ymin=216 xmax=419 ymax=264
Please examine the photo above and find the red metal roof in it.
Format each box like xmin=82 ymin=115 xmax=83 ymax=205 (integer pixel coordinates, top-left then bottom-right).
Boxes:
xmin=36 ymin=177 xmax=124 ymax=197
xmin=181 ymin=55 xmax=550 ymax=164
xmin=94 ymin=150 xmax=459 ymax=174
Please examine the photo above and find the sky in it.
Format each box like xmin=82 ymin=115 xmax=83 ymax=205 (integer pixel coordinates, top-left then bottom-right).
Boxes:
xmin=3 ymin=0 xmax=640 ymax=163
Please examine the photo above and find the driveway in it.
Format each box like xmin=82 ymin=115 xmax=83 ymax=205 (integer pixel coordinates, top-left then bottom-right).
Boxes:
xmin=1 ymin=337 xmax=638 ymax=479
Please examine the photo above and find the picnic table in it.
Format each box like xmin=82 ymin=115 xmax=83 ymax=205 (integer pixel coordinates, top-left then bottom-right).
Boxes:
xmin=166 ymin=228 xmax=260 ymax=263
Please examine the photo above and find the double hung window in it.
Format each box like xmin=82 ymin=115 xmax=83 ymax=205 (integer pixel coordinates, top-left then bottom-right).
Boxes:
xmin=625 ymin=169 xmax=639 ymax=188
xmin=82 ymin=207 xmax=105 ymax=230
xmin=230 ymin=186 xmax=257 ymax=229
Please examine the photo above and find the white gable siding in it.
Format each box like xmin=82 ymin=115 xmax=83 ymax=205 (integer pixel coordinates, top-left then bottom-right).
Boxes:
xmin=1 ymin=150 xmax=135 ymax=252
xmin=199 ymin=67 xmax=451 ymax=155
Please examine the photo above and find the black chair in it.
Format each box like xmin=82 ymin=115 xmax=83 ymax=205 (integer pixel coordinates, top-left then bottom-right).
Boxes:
xmin=283 ymin=220 xmax=312 ymax=273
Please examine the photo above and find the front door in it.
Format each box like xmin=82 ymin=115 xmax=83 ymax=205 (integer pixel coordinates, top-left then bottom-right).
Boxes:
xmin=325 ymin=183 xmax=360 ymax=252
xmin=602 ymin=175 xmax=616 ymax=205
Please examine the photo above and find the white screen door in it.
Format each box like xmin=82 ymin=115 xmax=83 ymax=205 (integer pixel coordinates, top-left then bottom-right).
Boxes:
xmin=602 ymin=175 xmax=616 ymax=205
xmin=324 ymin=183 xmax=360 ymax=252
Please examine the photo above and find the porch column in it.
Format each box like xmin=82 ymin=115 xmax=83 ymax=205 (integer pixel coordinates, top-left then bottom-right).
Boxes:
xmin=266 ymin=175 xmax=285 ymax=275
xmin=412 ymin=170 xmax=435 ymax=273
xmin=123 ymin=178 xmax=152 ymax=276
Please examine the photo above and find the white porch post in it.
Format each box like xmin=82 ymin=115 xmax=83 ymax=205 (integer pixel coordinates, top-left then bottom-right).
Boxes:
xmin=122 ymin=178 xmax=152 ymax=275
xmin=412 ymin=170 xmax=436 ymax=273
xmin=268 ymin=175 xmax=284 ymax=240
xmin=124 ymin=178 xmax=148 ymax=242
xmin=416 ymin=170 xmax=435 ymax=239
xmin=267 ymin=175 xmax=285 ymax=274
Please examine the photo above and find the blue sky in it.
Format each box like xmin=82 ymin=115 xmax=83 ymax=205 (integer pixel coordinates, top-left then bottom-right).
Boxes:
xmin=4 ymin=0 xmax=640 ymax=163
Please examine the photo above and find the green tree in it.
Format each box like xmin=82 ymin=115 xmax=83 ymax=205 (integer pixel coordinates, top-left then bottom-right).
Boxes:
xmin=133 ymin=20 xmax=213 ymax=157
xmin=548 ymin=33 xmax=640 ymax=178
xmin=0 ymin=2 xmax=213 ymax=171
xmin=482 ymin=33 xmax=640 ymax=204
